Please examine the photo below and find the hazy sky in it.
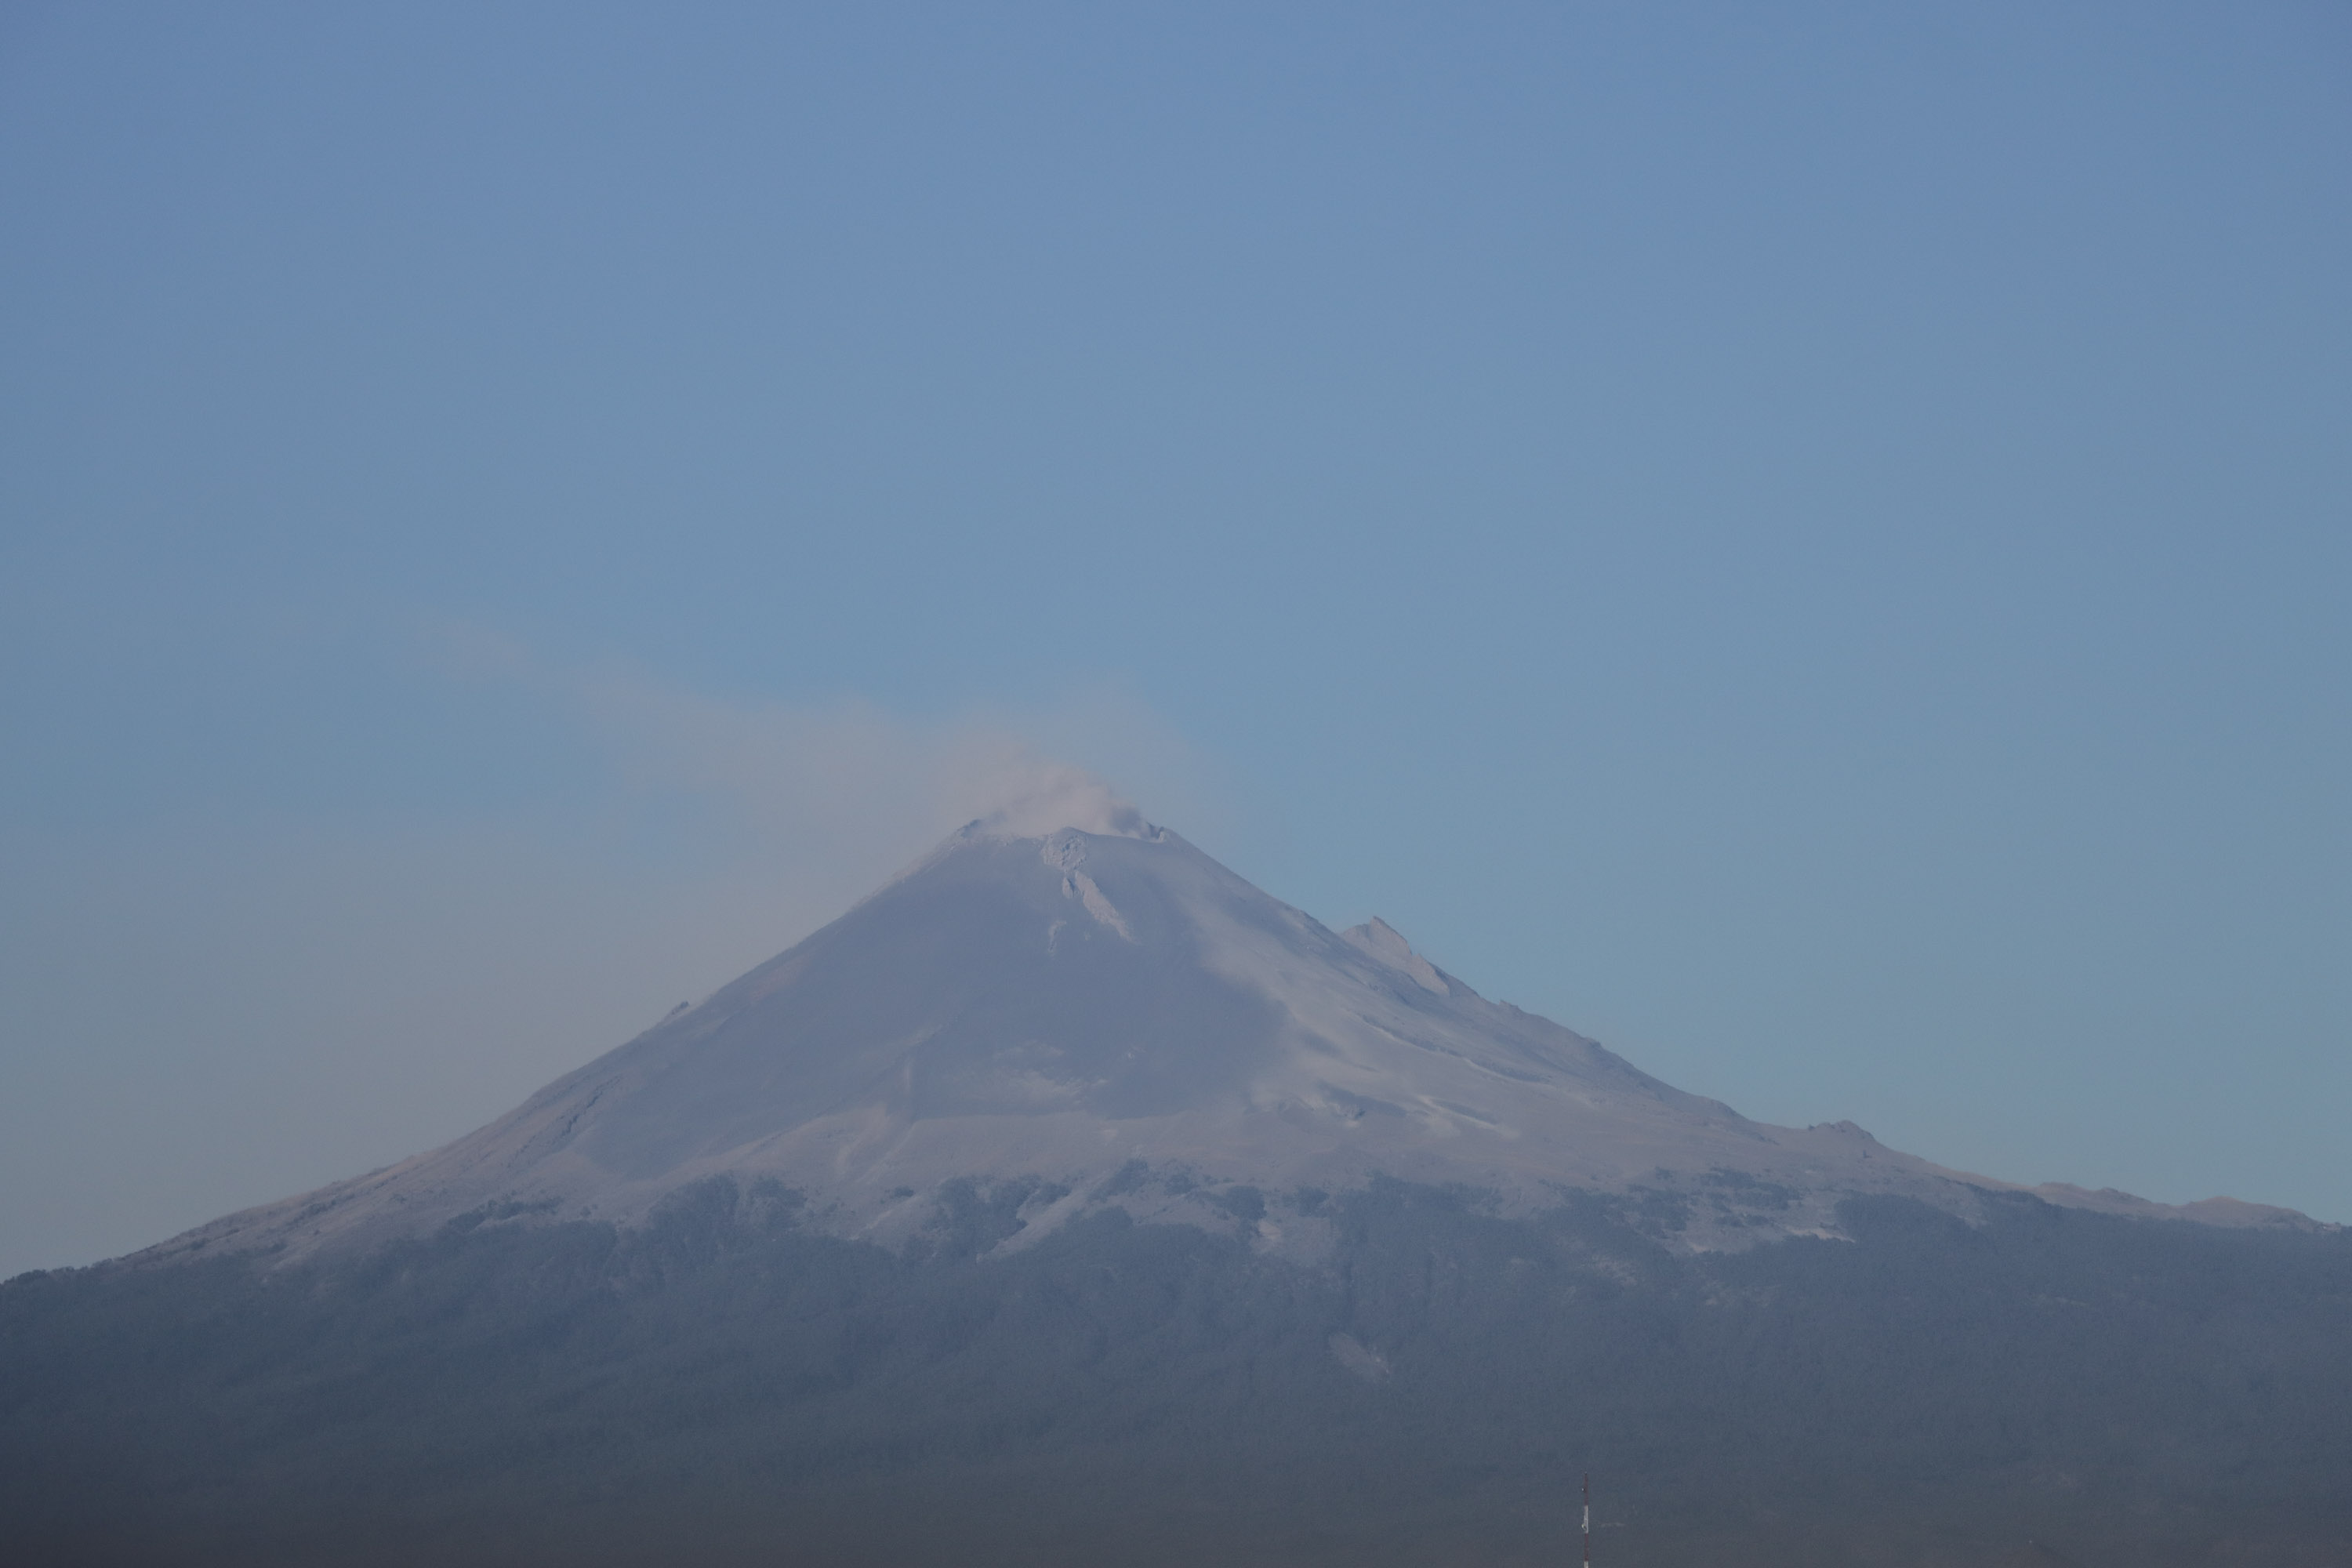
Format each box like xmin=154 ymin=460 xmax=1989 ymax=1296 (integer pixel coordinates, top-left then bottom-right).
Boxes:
xmin=2 ymin=2 xmax=2346 ymax=1278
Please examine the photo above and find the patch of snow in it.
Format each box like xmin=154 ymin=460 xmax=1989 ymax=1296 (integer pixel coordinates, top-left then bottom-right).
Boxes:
xmin=1328 ymin=1332 xmax=1392 ymax=1384
xmin=1066 ymin=870 xmax=1134 ymax=942
xmin=1341 ymin=917 xmax=1450 ymax=996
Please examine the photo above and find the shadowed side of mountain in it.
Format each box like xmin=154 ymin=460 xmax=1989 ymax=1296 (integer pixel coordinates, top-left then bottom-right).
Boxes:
xmin=8 ymin=1176 xmax=2350 ymax=1567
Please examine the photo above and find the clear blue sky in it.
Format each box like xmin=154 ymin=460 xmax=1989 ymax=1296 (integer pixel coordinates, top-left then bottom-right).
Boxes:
xmin=2 ymin=2 xmax=2346 ymax=1276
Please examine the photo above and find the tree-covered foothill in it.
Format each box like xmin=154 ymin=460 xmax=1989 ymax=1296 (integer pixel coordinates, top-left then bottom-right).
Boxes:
xmin=4 ymin=1178 xmax=2347 ymax=1567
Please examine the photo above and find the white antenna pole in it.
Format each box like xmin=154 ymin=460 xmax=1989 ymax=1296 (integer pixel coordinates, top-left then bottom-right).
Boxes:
xmin=1582 ymin=1472 xmax=1591 ymax=1568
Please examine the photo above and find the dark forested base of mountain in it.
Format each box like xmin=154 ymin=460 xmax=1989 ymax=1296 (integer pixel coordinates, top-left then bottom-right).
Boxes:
xmin=5 ymin=1179 xmax=2349 ymax=1567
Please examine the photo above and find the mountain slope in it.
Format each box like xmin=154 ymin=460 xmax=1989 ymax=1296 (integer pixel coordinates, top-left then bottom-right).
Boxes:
xmin=146 ymin=816 xmax=2310 ymax=1271
xmin=13 ymin=811 xmax=2350 ymax=1567
xmin=11 ymin=1176 xmax=2351 ymax=1567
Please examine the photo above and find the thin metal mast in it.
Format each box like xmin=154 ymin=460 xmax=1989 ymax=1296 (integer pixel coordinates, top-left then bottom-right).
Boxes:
xmin=1582 ymin=1473 xmax=1591 ymax=1568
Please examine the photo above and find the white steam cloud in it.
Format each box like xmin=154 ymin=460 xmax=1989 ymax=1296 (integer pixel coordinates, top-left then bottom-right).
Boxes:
xmin=572 ymin=670 xmax=1150 ymax=862
xmin=429 ymin=622 xmax=1201 ymax=893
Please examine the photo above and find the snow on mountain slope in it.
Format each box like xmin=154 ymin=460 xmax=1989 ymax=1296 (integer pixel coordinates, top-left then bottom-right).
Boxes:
xmin=143 ymin=815 xmax=2322 ymax=1267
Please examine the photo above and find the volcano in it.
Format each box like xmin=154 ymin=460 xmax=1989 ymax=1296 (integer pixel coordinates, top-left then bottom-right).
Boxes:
xmin=9 ymin=811 xmax=2349 ymax=1568
xmin=148 ymin=813 xmax=2303 ymax=1271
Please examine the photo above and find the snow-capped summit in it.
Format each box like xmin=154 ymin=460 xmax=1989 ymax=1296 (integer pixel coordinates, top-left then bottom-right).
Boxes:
xmin=148 ymin=818 xmax=2319 ymax=1268
xmin=956 ymin=769 xmax=1156 ymax=840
